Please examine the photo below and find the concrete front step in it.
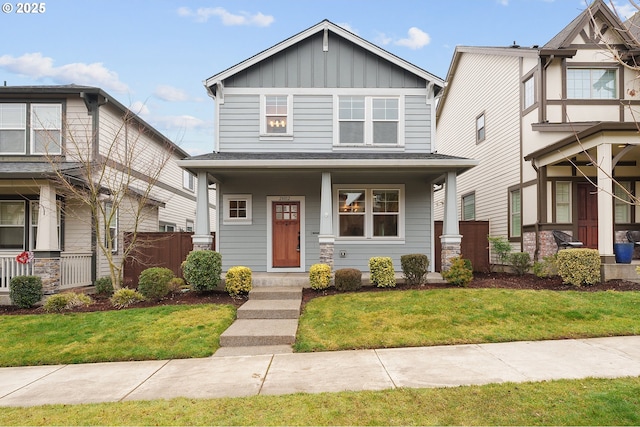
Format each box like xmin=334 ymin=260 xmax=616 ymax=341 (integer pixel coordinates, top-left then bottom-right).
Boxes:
xmin=212 ymin=344 xmax=293 ymax=357
xmin=219 ymin=319 xmax=298 ymax=347
xmin=249 ymin=286 xmax=302 ymax=300
xmin=237 ymin=299 xmax=301 ymax=319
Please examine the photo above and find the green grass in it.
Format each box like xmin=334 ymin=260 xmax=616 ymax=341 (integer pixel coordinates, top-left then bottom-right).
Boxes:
xmin=0 ymin=377 xmax=638 ymax=425
xmin=0 ymin=304 xmax=236 ymax=367
xmin=295 ymin=288 xmax=640 ymax=351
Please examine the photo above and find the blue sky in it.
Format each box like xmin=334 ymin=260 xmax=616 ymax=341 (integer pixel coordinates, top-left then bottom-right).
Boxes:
xmin=0 ymin=0 xmax=634 ymax=155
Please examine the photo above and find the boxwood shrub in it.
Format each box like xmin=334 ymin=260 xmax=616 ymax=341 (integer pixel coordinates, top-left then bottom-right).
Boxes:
xmin=309 ymin=263 xmax=332 ymax=291
xmin=9 ymin=276 xmax=43 ymax=308
xmin=400 ymin=254 xmax=429 ymax=285
xmin=369 ymin=256 xmax=396 ymax=288
xmin=556 ymin=248 xmax=601 ymax=286
xmin=225 ymin=266 xmax=252 ymax=297
xmin=137 ymin=267 xmax=175 ymax=301
xmin=182 ymin=250 xmax=222 ymax=292
xmin=334 ymin=268 xmax=362 ymax=292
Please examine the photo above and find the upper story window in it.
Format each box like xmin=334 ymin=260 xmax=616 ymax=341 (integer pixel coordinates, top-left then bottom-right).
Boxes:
xmin=0 ymin=102 xmax=62 ymax=155
xmin=476 ymin=112 xmax=485 ymax=143
xmin=264 ymin=95 xmax=290 ymax=135
xmin=567 ymin=68 xmax=617 ymax=99
xmin=338 ymin=96 xmax=400 ymax=145
xmin=523 ymin=76 xmax=535 ymax=109
xmin=462 ymin=192 xmax=475 ymax=221
xmin=183 ymin=170 xmax=194 ymax=192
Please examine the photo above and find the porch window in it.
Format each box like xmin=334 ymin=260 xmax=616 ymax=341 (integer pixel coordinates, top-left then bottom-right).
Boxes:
xmin=462 ymin=192 xmax=475 ymax=220
xmin=0 ymin=103 xmax=26 ymax=154
xmin=31 ymin=104 xmax=62 ymax=154
xmin=555 ymin=182 xmax=571 ymax=223
xmin=567 ymin=68 xmax=617 ymax=99
xmin=30 ymin=201 xmax=62 ymax=250
xmin=614 ymin=181 xmax=631 ymax=223
xmin=338 ymin=96 xmax=399 ymax=145
xmin=510 ymin=190 xmax=521 ymax=238
xmin=223 ymin=194 xmax=252 ymax=225
xmin=104 ymin=202 xmax=118 ymax=253
xmin=476 ymin=113 xmax=485 ymax=143
xmin=336 ymin=186 xmax=403 ymax=239
xmin=264 ymin=95 xmax=289 ymax=135
xmin=0 ymin=201 xmax=25 ymax=249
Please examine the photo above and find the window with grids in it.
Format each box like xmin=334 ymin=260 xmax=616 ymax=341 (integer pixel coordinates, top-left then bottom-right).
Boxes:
xmin=567 ymin=68 xmax=617 ymax=99
xmin=338 ymin=96 xmax=399 ymax=145
xmin=337 ymin=187 xmax=401 ymax=239
xmin=555 ymin=182 xmax=571 ymax=223
xmin=510 ymin=190 xmax=521 ymax=238
xmin=265 ymin=95 xmax=288 ymax=134
xmin=614 ymin=182 xmax=631 ymax=223
xmin=223 ymin=194 xmax=252 ymax=225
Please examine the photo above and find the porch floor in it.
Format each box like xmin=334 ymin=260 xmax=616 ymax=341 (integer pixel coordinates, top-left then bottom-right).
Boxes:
xmin=221 ymin=272 xmax=447 ymax=288
xmin=601 ymin=260 xmax=640 ymax=283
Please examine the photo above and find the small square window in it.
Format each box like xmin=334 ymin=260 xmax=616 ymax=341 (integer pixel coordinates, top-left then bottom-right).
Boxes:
xmin=476 ymin=113 xmax=485 ymax=143
xmin=223 ymin=194 xmax=252 ymax=225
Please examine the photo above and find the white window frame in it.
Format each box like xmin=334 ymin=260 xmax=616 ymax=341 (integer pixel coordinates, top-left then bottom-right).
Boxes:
xmin=333 ymin=184 xmax=404 ymax=242
xmin=0 ymin=103 xmax=27 ymax=154
xmin=223 ymin=194 xmax=252 ymax=225
xmin=104 ymin=202 xmax=118 ymax=253
xmin=183 ymin=170 xmax=195 ymax=192
xmin=31 ymin=103 xmax=62 ymax=155
xmin=260 ymin=94 xmax=293 ymax=138
xmin=0 ymin=200 xmax=25 ymax=250
xmin=476 ymin=112 xmax=485 ymax=143
xmin=614 ymin=181 xmax=631 ymax=224
xmin=335 ymin=95 xmax=404 ymax=147
xmin=567 ymin=68 xmax=617 ymax=99
xmin=159 ymin=222 xmax=176 ymax=232
xmin=555 ymin=182 xmax=571 ymax=223
xmin=510 ymin=189 xmax=521 ymax=238
xmin=185 ymin=219 xmax=194 ymax=232
xmin=523 ymin=76 xmax=535 ymax=110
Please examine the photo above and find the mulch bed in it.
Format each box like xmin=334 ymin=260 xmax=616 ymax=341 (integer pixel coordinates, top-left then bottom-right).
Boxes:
xmin=2 ymin=272 xmax=639 ymax=316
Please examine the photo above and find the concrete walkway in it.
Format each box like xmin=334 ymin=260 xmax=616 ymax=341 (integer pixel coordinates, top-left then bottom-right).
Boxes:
xmin=1 ymin=335 xmax=639 ymax=407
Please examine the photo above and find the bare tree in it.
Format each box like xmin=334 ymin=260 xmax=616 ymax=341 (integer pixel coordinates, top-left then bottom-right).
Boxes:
xmin=41 ymin=107 xmax=174 ymax=289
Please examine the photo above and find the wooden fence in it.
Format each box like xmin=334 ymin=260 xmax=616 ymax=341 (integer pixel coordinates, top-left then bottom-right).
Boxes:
xmin=123 ymin=232 xmax=215 ymax=287
xmin=434 ymin=221 xmax=489 ymax=272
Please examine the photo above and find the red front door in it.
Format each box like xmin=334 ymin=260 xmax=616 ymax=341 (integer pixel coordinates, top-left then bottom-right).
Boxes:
xmin=272 ymin=201 xmax=300 ymax=268
xmin=577 ymin=183 xmax=598 ymax=249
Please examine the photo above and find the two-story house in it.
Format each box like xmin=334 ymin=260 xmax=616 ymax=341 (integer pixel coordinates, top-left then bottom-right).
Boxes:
xmin=179 ymin=20 xmax=477 ymax=274
xmin=0 ymin=85 xmax=215 ymax=302
xmin=435 ymin=0 xmax=640 ymax=277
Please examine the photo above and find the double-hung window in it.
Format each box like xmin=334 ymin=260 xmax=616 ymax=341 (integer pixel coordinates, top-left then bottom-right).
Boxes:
xmin=614 ymin=182 xmax=631 ymax=223
xmin=0 ymin=201 xmax=25 ymax=249
xmin=0 ymin=102 xmax=62 ymax=154
xmin=0 ymin=104 xmax=26 ymax=154
xmin=510 ymin=190 xmax=521 ymax=238
xmin=104 ymin=202 xmax=118 ymax=253
xmin=264 ymin=95 xmax=290 ymax=135
xmin=336 ymin=186 xmax=403 ymax=239
xmin=338 ymin=96 xmax=399 ymax=145
xmin=476 ymin=113 xmax=485 ymax=143
xmin=555 ymin=182 xmax=571 ymax=223
xmin=462 ymin=193 xmax=475 ymax=221
xmin=31 ymin=104 xmax=62 ymax=154
xmin=183 ymin=170 xmax=194 ymax=192
xmin=567 ymin=68 xmax=617 ymax=99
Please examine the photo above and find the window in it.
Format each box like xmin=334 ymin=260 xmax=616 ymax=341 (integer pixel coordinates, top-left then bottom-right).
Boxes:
xmin=104 ymin=202 xmax=118 ymax=253
xmin=159 ymin=222 xmax=176 ymax=232
xmin=510 ymin=190 xmax=521 ymax=238
xmin=555 ymin=182 xmax=571 ymax=223
xmin=523 ymin=76 xmax=535 ymax=109
xmin=338 ymin=96 xmax=400 ymax=145
xmin=185 ymin=219 xmax=194 ymax=232
xmin=336 ymin=186 xmax=403 ymax=239
xmin=476 ymin=113 xmax=485 ymax=143
xmin=614 ymin=182 xmax=631 ymax=223
xmin=265 ymin=95 xmax=289 ymax=134
xmin=567 ymin=68 xmax=617 ymax=99
xmin=183 ymin=170 xmax=194 ymax=191
xmin=0 ymin=102 xmax=62 ymax=154
xmin=0 ymin=201 xmax=25 ymax=249
xmin=223 ymin=194 xmax=252 ymax=225
xmin=462 ymin=193 xmax=475 ymax=221
xmin=30 ymin=201 xmax=61 ymax=250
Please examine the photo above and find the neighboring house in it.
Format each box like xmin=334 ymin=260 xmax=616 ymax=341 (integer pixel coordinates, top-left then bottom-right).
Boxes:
xmin=435 ymin=0 xmax=640 ymax=266
xmin=179 ymin=20 xmax=476 ymax=274
xmin=0 ymin=85 xmax=215 ymax=302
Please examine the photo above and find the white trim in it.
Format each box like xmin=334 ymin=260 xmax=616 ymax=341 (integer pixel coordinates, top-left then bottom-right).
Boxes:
xmin=222 ymin=194 xmax=252 ymax=225
xmin=260 ymin=94 xmax=293 ymax=138
xmin=266 ymin=196 xmax=305 ymax=273
xmin=224 ymin=87 xmax=427 ymax=96
xmin=333 ymin=95 xmax=405 ymax=147
xmin=31 ymin=103 xmax=62 ymax=155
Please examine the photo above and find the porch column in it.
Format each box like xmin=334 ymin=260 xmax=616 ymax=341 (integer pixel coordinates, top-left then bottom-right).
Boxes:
xmin=34 ymin=182 xmax=61 ymax=295
xmin=318 ymin=172 xmax=335 ymax=269
xmin=440 ymin=171 xmax=462 ymax=271
xmin=597 ymin=143 xmax=614 ymax=260
xmin=192 ymin=171 xmax=212 ymax=251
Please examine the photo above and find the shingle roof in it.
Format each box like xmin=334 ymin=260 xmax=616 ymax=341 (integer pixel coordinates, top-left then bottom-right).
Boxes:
xmin=0 ymin=162 xmax=83 ymax=178
xmin=187 ymin=151 xmax=467 ymax=162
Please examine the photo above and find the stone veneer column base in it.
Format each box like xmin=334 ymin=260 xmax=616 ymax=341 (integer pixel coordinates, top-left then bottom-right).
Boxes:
xmin=440 ymin=235 xmax=462 ymax=271
xmin=33 ymin=251 xmax=61 ymax=295
xmin=192 ymin=235 xmax=213 ymax=252
xmin=319 ymin=236 xmax=335 ymax=270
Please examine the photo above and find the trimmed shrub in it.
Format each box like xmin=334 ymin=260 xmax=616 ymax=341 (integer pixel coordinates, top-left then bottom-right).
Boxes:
xmin=168 ymin=277 xmax=187 ymax=294
xmin=401 ymin=254 xmax=429 ymax=285
xmin=334 ymin=268 xmax=362 ymax=292
xmin=225 ymin=266 xmax=252 ymax=297
xmin=441 ymin=256 xmax=473 ymax=287
xmin=137 ymin=267 xmax=174 ymax=301
xmin=557 ymin=248 xmax=601 ymax=287
xmin=369 ymin=257 xmax=396 ymax=288
xmin=533 ymin=254 xmax=558 ymax=278
xmin=110 ymin=288 xmax=145 ymax=309
xmin=43 ymin=292 xmax=92 ymax=313
xmin=182 ymin=250 xmax=222 ymax=292
xmin=9 ymin=276 xmax=43 ymax=309
xmin=309 ymin=264 xmax=332 ymax=291
xmin=94 ymin=276 xmax=114 ymax=296
xmin=509 ymin=252 xmax=532 ymax=276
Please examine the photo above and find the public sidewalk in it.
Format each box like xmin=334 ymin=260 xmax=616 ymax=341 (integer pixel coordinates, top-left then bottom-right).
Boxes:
xmin=1 ymin=336 xmax=639 ymax=407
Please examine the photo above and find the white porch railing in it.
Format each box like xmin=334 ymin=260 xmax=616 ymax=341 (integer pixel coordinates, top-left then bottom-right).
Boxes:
xmin=0 ymin=254 xmax=33 ymax=292
xmin=61 ymin=252 xmax=92 ymax=289
xmin=0 ymin=252 xmax=93 ymax=293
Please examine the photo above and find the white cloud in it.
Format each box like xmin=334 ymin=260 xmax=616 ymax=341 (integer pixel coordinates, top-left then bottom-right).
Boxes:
xmin=177 ymin=7 xmax=274 ymax=26
xmin=337 ymin=22 xmax=358 ymax=34
xmin=395 ymin=27 xmax=431 ymax=50
xmin=375 ymin=32 xmax=393 ymax=46
xmin=154 ymin=85 xmax=189 ymax=102
xmin=0 ymin=52 xmax=129 ymax=92
xmin=612 ymin=1 xmax=638 ymax=20
xmin=129 ymin=101 xmax=150 ymax=116
xmin=497 ymin=0 xmax=509 ymax=5
xmin=153 ymin=114 xmax=209 ymax=130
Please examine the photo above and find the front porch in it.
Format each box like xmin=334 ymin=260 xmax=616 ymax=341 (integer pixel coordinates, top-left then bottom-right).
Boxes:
xmin=602 ymin=260 xmax=640 ymax=282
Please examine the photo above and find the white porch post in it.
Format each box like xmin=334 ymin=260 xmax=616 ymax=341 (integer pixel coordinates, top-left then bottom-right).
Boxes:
xmin=35 ymin=182 xmax=59 ymax=251
xmin=192 ymin=171 xmax=212 ymax=251
xmin=440 ymin=171 xmax=462 ymax=271
xmin=319 ymin=172 xmax=335 ymax=268
xmin=597 ymin=143 xmax=614 ymax=259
